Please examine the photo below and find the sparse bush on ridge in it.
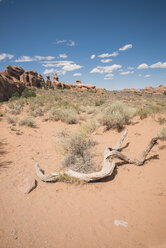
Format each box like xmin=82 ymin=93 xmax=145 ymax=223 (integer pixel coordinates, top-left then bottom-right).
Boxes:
xmin=19 ymin=117 xmax=35 ymax=127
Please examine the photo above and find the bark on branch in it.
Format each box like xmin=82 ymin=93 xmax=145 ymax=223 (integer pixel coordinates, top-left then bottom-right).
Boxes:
xmin=35 ymin=130 xmax=163 ymax=183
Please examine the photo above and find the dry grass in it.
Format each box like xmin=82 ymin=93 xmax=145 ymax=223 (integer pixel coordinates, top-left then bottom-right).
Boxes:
xmin=158 ymin=126 xmax=166 ymax=139
xmin=98 ymin=101 xmax=136 ymax=131
xmin=18 ymin=117 xmax=35 ymax=128
xmin=56 ymin=129 xmax=97 ymax=173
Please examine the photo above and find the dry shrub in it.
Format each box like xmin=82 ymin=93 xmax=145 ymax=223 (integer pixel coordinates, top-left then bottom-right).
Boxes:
xmin=56 ymin=130 xmax=96 ymax=173
xmin=158 ymin=126 xmax=166 ymax=139
xmin=30 ymin=108 xmax=44 ymax=117
xmin=19 ymin=117 xmax=35 ymax=127
xmin=138 ymin=104 xmax=161 ymax=119
xmin=8 ymin=99 xmax=26 ymax=115
xmin=6 ymin=115 xmax=17 ymax=124
xmin=157 ymin=117 xmax=166 ymax=125
xmin=50 ymin=108 xmax=77 ymax=124
xmin=99 ymin=101 xmax=136 ymax=131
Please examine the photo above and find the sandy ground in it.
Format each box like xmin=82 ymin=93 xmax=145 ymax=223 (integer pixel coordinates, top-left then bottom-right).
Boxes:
xmin=0 ymin=115 xmax=166 ymax=248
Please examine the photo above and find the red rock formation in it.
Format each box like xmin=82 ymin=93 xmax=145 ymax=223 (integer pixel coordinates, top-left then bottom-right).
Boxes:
xmin=45 ymin=75 xmax=52 ymax=87
xmin=76 ymin=80 xmax=82 ymax=85
xmin=0 ymin=65 xmax=25 ymax=101
xmin=20 ymin=70 xmax=43 ymax=88
xmin=96 ymin=88 xmax=104 ymax=94
xmin=123 ymin=88 xmax=140 ymax=93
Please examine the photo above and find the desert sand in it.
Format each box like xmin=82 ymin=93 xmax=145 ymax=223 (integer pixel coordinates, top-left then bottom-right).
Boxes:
xmin=0 ymin=113 xmax=166 ymax=248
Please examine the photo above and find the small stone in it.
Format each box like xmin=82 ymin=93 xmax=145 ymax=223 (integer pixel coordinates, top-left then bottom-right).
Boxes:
xmin=18 ymin=177 xmax=37 ymax=194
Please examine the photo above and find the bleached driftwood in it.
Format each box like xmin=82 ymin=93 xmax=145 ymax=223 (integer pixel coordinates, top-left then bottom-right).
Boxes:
xmin=35 ymin=129 xmax=162 ymax=183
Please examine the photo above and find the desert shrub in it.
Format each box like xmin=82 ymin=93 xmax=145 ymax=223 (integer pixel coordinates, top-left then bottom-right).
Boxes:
xmin=163 ymin=91 xmax=166 ymax=95
xmin=56 ymin=130 xmax=96 ymax=173
xmin=79 ymin=119 xmax=98 ymax=135
xmin=138 ymin=108 xmax=148 ymax=119
xmin=99 ymin=101 xmax=136 ymax=131
xmin=157 ymin=117 xmax=166 ymax=125
xmin=30 ymin=108 xmax=44 ymax=117
xmin=22 ymin=88 xmax=36 ymax=98
xmin=6 ymin=115 xmax=17 ymax=124
xmin=19 ymin=117 xmax=35 ymax=127
xmin=138 ymin=104 xmax=161 ymax=119
xmin=86 ymin=106 xmax=97 ymax=115
xmin=95 ymin=99 xmax=105 ymax=106
xmin=158 ymin=126 xmax=166 ymax=138
xmin=50 ymin=108 xmax=77 ymax=124
xmin=8 ymin=99 xmax=26 ymax=115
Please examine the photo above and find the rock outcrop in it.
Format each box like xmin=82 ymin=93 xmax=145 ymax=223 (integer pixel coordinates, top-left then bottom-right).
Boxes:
xmin=0 ymin=65 xmax=98 ymax=101
xmin=123 ymin=85 xmax=166 ymax=95
xmin=20 ymin=70 xmax=44 ymax=87
xmin=123 ymin=88 xmax=140 ymax=93
xmin=0 ymin=66 xmax=25 ymax=101
xmin=142 ymin=85 xmax=166 ymax=95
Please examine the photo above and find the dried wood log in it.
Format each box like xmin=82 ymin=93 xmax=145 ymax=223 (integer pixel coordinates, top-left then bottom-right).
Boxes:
xmin=35 ymin=130 xmax=163 ymax=183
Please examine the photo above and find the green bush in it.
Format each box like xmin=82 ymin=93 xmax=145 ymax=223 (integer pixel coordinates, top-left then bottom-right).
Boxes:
xmin=22 ymin=88 xmax=36 ymax=98
xmin=9 ymin=92 xmax=21 ymax=101
xmin=95 ymin=100 xmax=105 ymax=106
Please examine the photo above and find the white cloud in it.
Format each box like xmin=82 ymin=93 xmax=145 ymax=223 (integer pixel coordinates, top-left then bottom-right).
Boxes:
xmin=73 ymin=73 xmax=82 ymax=76
xmin=120 ymin=71 xmax=134 ymax=75
xmin=138 ymin=61 xmax=166 ymax=69
xmin=62 ymin=63 xmax=82 ymax=71
xmin=59 ymin=54 xmax=68 ymax=59
xmin=104 ymin=73 xmax=114 ymax=80
xmin=90 ymin=64 xmax=122 ymax=74
xmin=67 ymin=40 xmax=75 ymax=46
xmin=15 ymin=55 xmax=55 ymax=62
xmin=145 ymin=74 xmax=151 ymax=78
xmin=42 ymin=60 xmax=82 ymax=74
xmin=43 ymin=69 xmax=54 ymax=74
xmin=138 ymin=74 xmax=142 ymax=77
xmin=0 ymin=53 xmax=14 ymax=60
xmin=98 ymin=52 xmax=119 ymax=58
xmin=42 ymin=61 xmax=73 ymax=67
xmin=91 ymin=54 xmax=95 ymax=59
xmin=56 ymin=40 xmax=67 ymax=44
xmin=34 ymin=56 xmax=55 ymax=61
xmin=43 ymin=68 xmax=66 ymax=75
xmin=119 ymin=44 xmax=132 ymax=51
xmin=137 ymin=63 xmax=149 ymax=69
xmin=101 ymin=59 xmax=112 ymax=63
xmin=127 ymin=66 xmax=134 ymax=70
xmin=15 ymin=56 xmax=34 ymax=62
xmin=150 ymin=62 xmax=166 ymax=69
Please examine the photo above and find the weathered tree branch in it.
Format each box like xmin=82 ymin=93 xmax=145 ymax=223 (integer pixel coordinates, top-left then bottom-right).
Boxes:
xmin=35 ymin=130 xmax=163 ymax=183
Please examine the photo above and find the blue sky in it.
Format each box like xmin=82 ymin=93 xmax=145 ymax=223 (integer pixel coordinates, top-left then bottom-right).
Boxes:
xmin=0 ymin=0 xmax=166 ymax=90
